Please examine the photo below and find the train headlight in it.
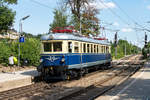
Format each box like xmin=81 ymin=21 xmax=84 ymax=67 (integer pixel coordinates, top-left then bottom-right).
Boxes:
xmin=61 ymin=58 xmax=65 ymax=62
xmin=61 ymin=56 xmax=65 ymax=63
xmin=40 ymin=59 xmax=43 ymax=63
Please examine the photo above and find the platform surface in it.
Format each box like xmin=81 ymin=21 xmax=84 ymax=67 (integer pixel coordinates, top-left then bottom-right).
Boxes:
xmin=96 ymin=61 xmax=150 ymax=100
xmin=0 ymin=69 xmax=38 ymax=92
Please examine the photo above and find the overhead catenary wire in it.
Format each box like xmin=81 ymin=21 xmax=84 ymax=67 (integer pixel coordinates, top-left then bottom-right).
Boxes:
xmin=30 ymin=0 xmax=53 ymax=10
xmin=99 ymin=0 xmax=150 ymax=33
xmin=98 ymin=0 xmax=145 ymax=48
xmin=100 ymin=26 xmax=119 ymax=32
xmin=98 ymin=0 xmax=131 ymax=26
xmin=110 ymin=0 xmax=149 ymax=31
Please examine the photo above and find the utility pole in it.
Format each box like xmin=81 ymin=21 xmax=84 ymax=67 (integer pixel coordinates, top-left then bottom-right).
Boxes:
xmin=124 ymin=37 xmax=127 ymax=56
xmin=114 ymin=32 xmax=118 ymax=59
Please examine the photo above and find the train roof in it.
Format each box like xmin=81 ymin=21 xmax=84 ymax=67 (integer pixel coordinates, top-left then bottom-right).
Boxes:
xmin=41 ymin=33 xmax=110 ymax=45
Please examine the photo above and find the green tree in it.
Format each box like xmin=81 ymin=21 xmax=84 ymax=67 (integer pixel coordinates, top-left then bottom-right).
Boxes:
xmin=64 ymin=0 xmax=92 ymax=20
xmin=0 ymin=0 xmax=17 ymax=4
xmin=111 ymin=39 xmax=141 ymax=59
xmin=50 ymin=8 xmax=69 ymax=30
xmin=0 ymin=6 xmax=15 ymax=34
xmin=64 ymin=0 xmax=99 ymax=35
xmin=0 ymin=0 xmax=17 ymax=34
xmin=81 ymin=6 xmax=100 ymax=36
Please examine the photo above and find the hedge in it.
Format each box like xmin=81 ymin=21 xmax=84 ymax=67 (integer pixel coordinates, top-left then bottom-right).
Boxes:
xmin=0 ymin=38 xmax=41 ymax=66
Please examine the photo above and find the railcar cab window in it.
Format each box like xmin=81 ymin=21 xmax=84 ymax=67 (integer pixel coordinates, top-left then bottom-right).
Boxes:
xmin=43 ymin=42 xmax=62 ymax=52
xmin=53 ymin=42 xmax=62 ymax=52
xmin=43 ymin=43 xmax=52 ymax=52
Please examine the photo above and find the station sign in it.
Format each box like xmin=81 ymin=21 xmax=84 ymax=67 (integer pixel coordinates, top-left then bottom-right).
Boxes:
xmin=19 ymin=36 xmax=25 ymax=43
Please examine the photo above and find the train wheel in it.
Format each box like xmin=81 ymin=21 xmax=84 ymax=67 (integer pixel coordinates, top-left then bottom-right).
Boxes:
xmin=71 ymin=70 xmax=78 ymax=78
xmin=85 ymin=68 xmax=88 ymax=74
xmin=78 ymin=70 xmax=83 ymax=78
xmin=95 ymin=66 xmax=99 ymax=70
xmin=63 ymin=73 xmax=71 ymax=80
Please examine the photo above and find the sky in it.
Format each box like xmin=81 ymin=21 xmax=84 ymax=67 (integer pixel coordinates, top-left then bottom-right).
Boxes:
xmin=9 ymin=0 xmax=150 ymax=48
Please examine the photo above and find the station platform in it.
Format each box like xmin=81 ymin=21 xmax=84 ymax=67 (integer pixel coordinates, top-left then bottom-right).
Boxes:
xmin=96 ymin=61 xmax=150 ymax=100
xmin=0 ymin=69 xmax=38 ymax=92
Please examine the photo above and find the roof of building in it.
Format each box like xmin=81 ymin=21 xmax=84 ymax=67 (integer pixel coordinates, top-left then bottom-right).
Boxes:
xmin=41 ymin=33 xmax=110 ymax=45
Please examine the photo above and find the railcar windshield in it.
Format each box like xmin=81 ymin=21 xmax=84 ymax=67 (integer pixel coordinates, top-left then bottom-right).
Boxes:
xmin=43 ymin=43 xmax=52 ymax=52
xmin=43 ymin=41 xmax=62 ymax=52
xmin=53 ymin=42 xmax=62 ymax=52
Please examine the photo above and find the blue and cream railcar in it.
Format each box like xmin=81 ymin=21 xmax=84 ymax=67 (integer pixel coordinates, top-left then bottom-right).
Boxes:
xmin=38 ymin=33 xmax=111 ymax=79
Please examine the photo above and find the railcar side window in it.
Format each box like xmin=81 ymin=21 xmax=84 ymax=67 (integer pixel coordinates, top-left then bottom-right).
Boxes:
xmin=43 ymin=43 xmax=52 ymax=52
xmin=83 ymin=43 xmax=86 ymax=53
xmin=104 ymin=46 xmax=106 ymax=53
xmin=68 ymin=42 xmax=72 ymax=53
xmin=94 ymin=45 xmax=96 ymax=53
xmin=101 ymin=46 xmax=104 ymax=53
xmin=87 ymin=44 xmax=90 ymax=53
xmin=106 ymin=46 xmax=109 ymax=53
xmin=91 ymin=44 xmax=93 ymax=53
xmin=74 ymin=42 xmax=79 ymax=53
xmin=53 ymin=42 xmax=62 ymax=52
xmin=99 ymin=45 xmax=101 ymax=53
xmin=80 ymin=43 xmax=82 ymax=53
xmin=97 ymin=45 xmax=98 ymax=53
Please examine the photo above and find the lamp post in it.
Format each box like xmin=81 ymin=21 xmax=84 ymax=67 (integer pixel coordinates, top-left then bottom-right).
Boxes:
xmin=18 ymin=15 xmax=30 ymax=67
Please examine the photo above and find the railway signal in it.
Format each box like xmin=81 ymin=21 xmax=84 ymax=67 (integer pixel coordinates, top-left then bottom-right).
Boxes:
xmin=114 ymin=32 xmax=118 ymax=58
xmin=145 ymin=33 xmax=148 ymax=47
xmin=114 ymin=32 xmax=117 ymax=47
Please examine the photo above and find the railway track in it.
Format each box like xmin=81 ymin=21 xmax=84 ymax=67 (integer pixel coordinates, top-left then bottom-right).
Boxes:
xmin=0 ymin=82 xmax=48 ymax=99
xmin=58 ymin=63 xmax=142 ymax=100
xmin=0 ymin=79 xmax=74 ymax=100
xmin=0 ymin=55 xmax=144 ymax=100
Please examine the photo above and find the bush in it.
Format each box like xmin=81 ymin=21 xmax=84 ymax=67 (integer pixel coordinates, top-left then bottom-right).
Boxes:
xmin=0 ymin=41 xmax=11 ymax=66
xmin=20 ymin=38 xmax=41 ymax=66
xmin=0 ymin=38 xmax=41 ymax=66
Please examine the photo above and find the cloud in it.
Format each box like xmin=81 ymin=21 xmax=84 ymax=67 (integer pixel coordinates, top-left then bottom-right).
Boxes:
xmin=121 ymin=28 xmax=133 ymax=32
xmin=89 ymin=0 xmax=116 ymax=10
xmin=147 ymin=5 xmax=150 ymax=10
xmin=113 ymin=22 xmax=119 ymax=26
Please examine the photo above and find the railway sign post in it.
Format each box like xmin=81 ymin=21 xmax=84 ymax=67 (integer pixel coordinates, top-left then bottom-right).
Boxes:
xmin=18 ymin=15 xmax=30 ymax=67
xmin=19 ymin=36 xmax=25 ymax=43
